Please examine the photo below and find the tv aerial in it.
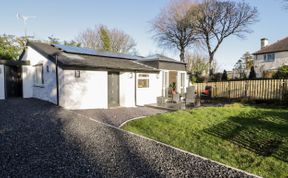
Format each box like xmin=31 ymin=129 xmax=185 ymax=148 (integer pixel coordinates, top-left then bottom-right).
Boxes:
xmin=16 ymin=12 xmax=36 ymax=37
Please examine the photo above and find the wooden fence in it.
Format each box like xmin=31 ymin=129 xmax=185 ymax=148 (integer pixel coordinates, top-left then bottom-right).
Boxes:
xmin=193 ymin=79 xmax=288 ymax=101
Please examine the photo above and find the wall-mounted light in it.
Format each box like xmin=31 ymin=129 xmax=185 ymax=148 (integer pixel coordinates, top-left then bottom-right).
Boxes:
xmin=129 ymin=72 xmax=133 ymax=79
xmin=75 ymin=70 xmax=80 ymax=78
xmin=156 ymin=74 xmax=159 ymax=79
xmin=0 ymin=68 xmax=2 ymax=74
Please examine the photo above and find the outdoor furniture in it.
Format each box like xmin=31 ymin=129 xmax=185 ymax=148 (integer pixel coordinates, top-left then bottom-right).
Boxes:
xmin=201 ymin=86 xmax=212 ymax=103
xmin=185 ymin=86 xmax=196 ymax=106
xmin=157 ymin=96 xmax=166 ymax=105
xmin=172 ymin=93 xmax=180 ymax=103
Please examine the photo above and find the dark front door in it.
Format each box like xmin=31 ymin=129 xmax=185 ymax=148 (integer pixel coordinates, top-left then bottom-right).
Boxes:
xmin=5 ymin=65 xmax=22 ymax=98
xmin=108 ymin=72 xmax=119 ymax=107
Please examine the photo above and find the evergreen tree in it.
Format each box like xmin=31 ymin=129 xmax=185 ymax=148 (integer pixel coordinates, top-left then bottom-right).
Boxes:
xmin=99 ymin=26 xmax=111 ymax=51
xmin=249 ymin=66 xmax=257 ymax=79
xmin=221 ymin=70 xmax=228 ymax=81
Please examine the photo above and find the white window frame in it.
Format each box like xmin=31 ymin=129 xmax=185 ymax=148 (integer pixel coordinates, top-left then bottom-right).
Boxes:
xmin=34 ymin=64 xmax=44 ymax=87
xmin=180 ymin=72 xmax=185 ymax=95
xmin=264 ymin=53 xmax=275 ymax=62
xmin=137 ymin=74 xmax=149 ymax=88
xmin=162 ymin=71 xmax=169 ymax=97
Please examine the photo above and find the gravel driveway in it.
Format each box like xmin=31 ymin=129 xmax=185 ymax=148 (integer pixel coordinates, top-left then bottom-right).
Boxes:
xmin=75 ymin=107 xmax=167 ymax=127
xmin=0 ymin=99 xmax=256 ymax=177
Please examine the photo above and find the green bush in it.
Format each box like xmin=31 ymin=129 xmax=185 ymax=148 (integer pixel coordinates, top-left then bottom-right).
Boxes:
xmin=273 ymin=65 xmax=288 ymax=79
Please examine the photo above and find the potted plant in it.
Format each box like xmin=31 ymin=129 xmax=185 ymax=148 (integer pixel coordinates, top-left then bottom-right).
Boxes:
xmin=169 ymin=82 xmax=177 ymax=95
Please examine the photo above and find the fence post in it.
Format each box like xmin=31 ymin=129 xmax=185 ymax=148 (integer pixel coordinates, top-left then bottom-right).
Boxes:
xmin=283 ymin=79 xmax=288 ymax=101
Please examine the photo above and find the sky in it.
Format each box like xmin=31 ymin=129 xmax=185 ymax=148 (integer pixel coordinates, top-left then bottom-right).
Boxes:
xmin=1 ymin=0 xmax=288 ymax=71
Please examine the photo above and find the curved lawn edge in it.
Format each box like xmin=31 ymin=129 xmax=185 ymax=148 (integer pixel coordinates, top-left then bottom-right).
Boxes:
xmin=121 ymin=106 xmax=288 ymax=178
xmin=69 ymin=110 xmax=260 ymax=177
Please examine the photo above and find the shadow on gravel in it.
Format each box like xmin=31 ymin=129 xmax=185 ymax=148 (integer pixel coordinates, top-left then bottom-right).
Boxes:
xmin=104 ymin=126 xmax=162 ymax=177
xmin=0 ymin=99 xmax=102 ymax=177
xmin=0 ymin=99 xmax=161 ymax=177
xmin=204 ymin=109 xmax=288 ymax=162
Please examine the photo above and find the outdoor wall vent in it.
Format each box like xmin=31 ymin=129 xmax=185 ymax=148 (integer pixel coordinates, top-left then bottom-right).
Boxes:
xmin=75 ymin=70 xmax=80 ymax=78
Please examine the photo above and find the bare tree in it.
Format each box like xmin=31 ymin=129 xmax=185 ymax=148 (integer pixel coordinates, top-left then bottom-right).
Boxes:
xmin=151 ymin=0 xmax=199 ymax=62
xmin=186 ymin=52 xmax=209 ymax=76
xmin=109 ymin=29 xmax=136 ymax=53
xmin=193 ymin=0 xmax=258 ymax=76
xmin=77 ymin=25 xmax=136 ymax=53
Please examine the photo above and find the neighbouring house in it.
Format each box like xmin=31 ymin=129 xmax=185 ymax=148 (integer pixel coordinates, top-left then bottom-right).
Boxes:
xmin=253 ymin=37 xmax=288 ymax=78
xmin=0 ymin=59 xmax=29 ymax=100
xmin=0 ymin=41 xmax=189 ymax=109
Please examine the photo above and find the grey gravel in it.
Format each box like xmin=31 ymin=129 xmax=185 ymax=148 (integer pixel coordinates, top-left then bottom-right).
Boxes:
xmin=75 ymin=106 xmax=167 ymax=127
xmin=0 ymin=99 xmax=257 ymax=177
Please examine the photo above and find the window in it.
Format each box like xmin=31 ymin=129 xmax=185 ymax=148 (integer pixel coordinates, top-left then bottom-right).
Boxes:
xmin=162 ymin=71 xmax=168 ymax=97
xmin=264 ymin=53 xmax=275 ymax=62
xmin=138 ymin=74 xmax=149 ymax=88
xmin=180 ymin=73 xmax=185 ymax=94
xmin=34 ymin=64 xmax=44 ymax=86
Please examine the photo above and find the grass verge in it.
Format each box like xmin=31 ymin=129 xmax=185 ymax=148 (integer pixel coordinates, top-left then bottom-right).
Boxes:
xmin=122 ymin=104 xmax=288 ymax=178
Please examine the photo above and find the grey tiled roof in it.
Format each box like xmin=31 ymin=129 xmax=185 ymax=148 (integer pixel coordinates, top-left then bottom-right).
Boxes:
xmin=140 ymin=54 xmax=186 ymax=64
xmin=26 ymin=42 xmax=159 ymax=72
xmin=253 ymin=37 xmax=288 ymax=55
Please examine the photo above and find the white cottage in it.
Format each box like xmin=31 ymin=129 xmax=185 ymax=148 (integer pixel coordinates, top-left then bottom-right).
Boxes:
xmin=12 ymin=41 xmax=188 ymax=110
xmin=253 ymin=37 xmax=288 ymax=78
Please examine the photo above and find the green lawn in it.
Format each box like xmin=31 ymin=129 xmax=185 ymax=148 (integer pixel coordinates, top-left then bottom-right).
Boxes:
xmin=121 ymin=104 xmax=288 ymax=178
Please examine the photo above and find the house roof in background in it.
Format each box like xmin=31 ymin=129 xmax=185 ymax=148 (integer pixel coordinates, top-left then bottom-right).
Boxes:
xmin=253 ymin=37 xmax=288 ymax=55
xmin=139 ymin=54 xmax=186 ymax=64
xmin=25 ymin=41 xmax=159 ymax=72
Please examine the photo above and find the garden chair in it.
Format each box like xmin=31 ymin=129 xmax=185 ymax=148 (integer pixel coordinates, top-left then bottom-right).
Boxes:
xmin=185 ymin=86 xmax=196 ymax=106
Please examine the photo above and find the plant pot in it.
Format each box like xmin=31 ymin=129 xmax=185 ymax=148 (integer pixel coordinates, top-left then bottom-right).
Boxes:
xmin=172 ymin=90 xmax=177 ymax=95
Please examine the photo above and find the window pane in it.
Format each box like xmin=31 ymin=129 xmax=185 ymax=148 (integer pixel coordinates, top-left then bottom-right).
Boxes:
xmin=34 ymin=65 xmax=43 ymax=85
xmin=138 ymin=79 xmax=149 ymax=88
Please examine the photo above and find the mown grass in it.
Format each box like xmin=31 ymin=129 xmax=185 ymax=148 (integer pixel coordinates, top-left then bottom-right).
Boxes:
xmin=122 ymin=104 xmax=288 ymax=178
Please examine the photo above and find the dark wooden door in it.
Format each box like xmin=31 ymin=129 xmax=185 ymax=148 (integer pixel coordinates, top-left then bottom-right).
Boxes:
xmin=5 ymin=65 xmax=22 ymax=98
xmin=108 ymin=72 xmax=119 ymax=107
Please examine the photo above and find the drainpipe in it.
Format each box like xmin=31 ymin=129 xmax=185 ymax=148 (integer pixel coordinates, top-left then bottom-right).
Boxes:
xmin=134 ymin=71 xmax=138 ymax=106
xmin=55 ymin=55 xmax=59 ymax=106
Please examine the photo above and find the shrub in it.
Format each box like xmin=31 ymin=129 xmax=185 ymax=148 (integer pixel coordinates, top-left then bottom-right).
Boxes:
xmin=273 ymin=65 xmax=288 ymax=79
xmin=221 ymin=70 xmax=228 ymax=81
xmin=249 ymin=66 xmax=256 ymax=79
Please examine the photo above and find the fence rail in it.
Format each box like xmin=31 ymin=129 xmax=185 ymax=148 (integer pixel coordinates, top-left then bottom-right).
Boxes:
xmin=193 ymin=79 xmax=288 ymax=100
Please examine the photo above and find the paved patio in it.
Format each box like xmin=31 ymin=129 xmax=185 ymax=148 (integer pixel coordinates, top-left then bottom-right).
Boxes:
xmin=0 ymin=99 xmax=256 ymax=177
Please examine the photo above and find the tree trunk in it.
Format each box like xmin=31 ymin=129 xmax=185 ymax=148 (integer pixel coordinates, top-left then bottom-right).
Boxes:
xmin=208 ymin=53 xmax=214 ymax=76
xmin=179 ymin=47 xmax=185 ymax=62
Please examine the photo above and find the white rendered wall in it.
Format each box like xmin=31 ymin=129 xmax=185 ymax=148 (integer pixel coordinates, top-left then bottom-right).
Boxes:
xmin=119 ymin=72 xmax=136 ymax=107
xmin=21 ymin=47 xmax=57 ymax=104
xmin=136 ymin=73 xmax=161 ymax=106
xmin=59 ymin=70 xmax=108 ymax=109
xmin=0 ymin=65 xmax=4 ymax=99
xmin=254 ymin=51 xmax=288 ymax=78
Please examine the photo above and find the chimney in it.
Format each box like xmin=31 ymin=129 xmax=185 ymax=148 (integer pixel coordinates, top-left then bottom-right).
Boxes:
xmin=261 ymin=38 xmax=269 ymax=49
